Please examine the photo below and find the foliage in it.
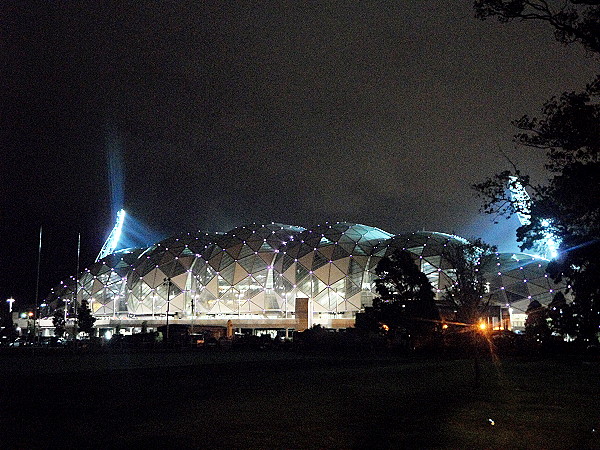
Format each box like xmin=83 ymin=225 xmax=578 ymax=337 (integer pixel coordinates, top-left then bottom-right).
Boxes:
xmin=474 ymin=0 xmax=600 ymax=54
xmin=547 ymin=292 xmax=577 ymax=337
xmin=473 ymin=0 xmax=600 ymax=343
xmin=355 ymin=250 xmax=439 ymax=346
xmin=548 ymin=253 xmax=600 ymax=340
xmin=52 ymin=308 xmax=66 ymax=338
xmin=76 ymin=299 xmax=96 ymax=337
xmin=296 ymin=325 xmax=386 ymax=352
xmin=26 ymin=317 xmax=35 ymax=337
xmin=440 ymin=239 xmax=497 ymax=325
xmin=525 ymin=299 xmax=551 ymax=342
xmin=0 ymin=304 xmax=18 ymax=341
xmin=372 ymin=250 xmax=438 ymax=309
xmin=296 ymin=324 xmax=329 ymax=348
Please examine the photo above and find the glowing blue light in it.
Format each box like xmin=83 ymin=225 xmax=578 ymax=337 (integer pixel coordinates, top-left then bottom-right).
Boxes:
xmin=508 ymin=176 xmax=532 ymax=226
xmin=96 ymin=209 xmax=126 ymax=262
xmin=508 ymin=177 xmax=561 ymax=260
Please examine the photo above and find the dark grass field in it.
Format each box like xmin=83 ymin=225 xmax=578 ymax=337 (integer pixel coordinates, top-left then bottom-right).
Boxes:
xmin=1 ymin=350 xmax=599 ymax=449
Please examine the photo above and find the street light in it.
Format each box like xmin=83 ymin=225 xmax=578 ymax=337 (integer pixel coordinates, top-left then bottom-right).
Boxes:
xmin=6 ymin=297 xmax=15 ymax=313
xmin=63 ymin=299 xmax=70 ymax=323
xmin=164 ymin=277 xmax=173 ymax=344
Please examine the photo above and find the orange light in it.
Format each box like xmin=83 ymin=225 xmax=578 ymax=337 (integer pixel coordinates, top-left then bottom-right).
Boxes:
xmin=478 ymin=322 xmax=487 ymax=331
xmin=442 ymin=324 xmax=449 ymax=330
xmin=381 ymin=324 xmax=389 ymax=331
xmin=28 ymin=311 xmax=34 ymax=317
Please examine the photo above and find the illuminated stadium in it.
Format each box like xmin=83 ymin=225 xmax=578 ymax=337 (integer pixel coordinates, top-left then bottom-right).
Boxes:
xmin=44 ymin=218 xmax=564 ymax=335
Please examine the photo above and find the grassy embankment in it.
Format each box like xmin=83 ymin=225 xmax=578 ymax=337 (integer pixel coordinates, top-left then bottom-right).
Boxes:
xmin=1 ymin=350 xmax=598 ymax=449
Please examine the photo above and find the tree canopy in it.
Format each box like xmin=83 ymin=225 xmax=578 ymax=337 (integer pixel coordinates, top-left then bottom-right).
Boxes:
xmin=76 ymin=299 xmax=96 ymax=337
xmin=52 ymin=308 xmax=66 ymax=338
xmin=548 ymin=291 xmax=577 ymax=337
xmin=440 ymin=239 xmax=497 ymax=325
xmin=355 ymin=250 xmax=439 ymax=345
xmin=473 ymin=0 xmax=600 ymax=342
xmin=475 ymin=1 xmax=600 ymax=54
xmin=525 ymin=299 xmax=551 ymax=343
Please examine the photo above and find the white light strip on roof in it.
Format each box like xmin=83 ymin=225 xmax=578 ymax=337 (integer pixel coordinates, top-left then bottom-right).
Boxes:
xmin=96 ymin=209 xmax=126 ymax=262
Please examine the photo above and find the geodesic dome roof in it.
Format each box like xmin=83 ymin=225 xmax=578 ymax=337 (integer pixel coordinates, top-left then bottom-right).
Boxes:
xmin=125 ymin=231 xmax=221 ymax=312
xmin=45 ymin=223 xmax=566 ymax=320
xmin=46 ymin=247 xmax=143 ymax=314
xmin=372 ymin=231 xmax=470 ymax=294
xmin=483 ymin=252 xmax=563 ymax=313
xmin=124 ymin=223 xmax=309 ymax=316
xmin=271 ymin=223 xmax=393 ymax=312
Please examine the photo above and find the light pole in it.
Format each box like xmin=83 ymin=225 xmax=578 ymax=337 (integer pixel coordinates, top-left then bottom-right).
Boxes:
xmin=63 ymin=299 xmax=69 ymax=322
xmin=191 ymin=293 xmax=197 ymax=334
xmin=6 ymin=297 xmax=15 ymax=313
xmin=164 ymin=277 xmax=173 ymax=345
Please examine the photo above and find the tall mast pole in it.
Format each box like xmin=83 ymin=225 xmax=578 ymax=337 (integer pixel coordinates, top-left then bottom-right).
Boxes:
xmin=73 ymin=233 xmax=81 ymax=342
xmin=76 ymin=233 xmax=81 ymax=287
xmin=34 ymin=225 xmax=42 ymax=344
xmin=73 ymin=232 xmax=81 ymax=339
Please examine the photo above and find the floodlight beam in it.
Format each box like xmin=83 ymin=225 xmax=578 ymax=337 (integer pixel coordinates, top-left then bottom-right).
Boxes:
xmin=508 ymin=176 xmax=531 ymax=227
xmin=96 ymin=209 xmax=126 ymax=262
xmin=507 ymin=177 xmax=560 ymax=259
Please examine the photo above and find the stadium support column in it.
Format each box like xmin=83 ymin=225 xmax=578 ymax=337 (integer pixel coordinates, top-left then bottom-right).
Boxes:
xmin=295 ymin=297 xmax=312 ymax=331
xmin=164 ymin=277 xmax=173 ymax=344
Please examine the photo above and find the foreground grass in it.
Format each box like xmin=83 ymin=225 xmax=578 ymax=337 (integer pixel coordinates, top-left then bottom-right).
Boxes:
xmin=1 ymin=351 xmax=598 ymax=449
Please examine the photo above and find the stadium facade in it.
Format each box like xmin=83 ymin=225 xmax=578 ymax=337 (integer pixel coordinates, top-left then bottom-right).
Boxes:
xmin=44 ymin=222 xmax=562 ymax=336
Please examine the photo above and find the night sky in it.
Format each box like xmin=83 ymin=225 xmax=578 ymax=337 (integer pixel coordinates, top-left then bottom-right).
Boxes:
xmin=1 ymin=1 xmax=596 ymax=307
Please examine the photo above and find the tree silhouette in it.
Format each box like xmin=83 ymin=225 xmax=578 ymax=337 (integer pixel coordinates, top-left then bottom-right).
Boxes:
xmin=441 ymin=239 xmax=497 ymax=325
xmin=525 ymin=299 xmax=551 ymax=343
xmin=0 ymin=303 xmax=17 ymax=342
xmin=356 ymin=250 xmax=439 ymax=346
xmin=473 ymin=0 xmax=600 ymax=343
xmin=76 ymin=299 xmax=96 ymax=337
xmin=548 ymin=292 xmax=577 ymax=338
xmin=475 ymin=1 xmax=600 ymax=54
xmin=52 ymin=308 xmax=66 ymax=338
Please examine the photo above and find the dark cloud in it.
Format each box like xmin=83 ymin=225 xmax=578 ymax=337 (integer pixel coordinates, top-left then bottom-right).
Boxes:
xmin=1 ymin=1 xmax=595 ymax=304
